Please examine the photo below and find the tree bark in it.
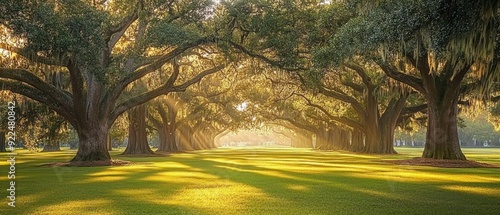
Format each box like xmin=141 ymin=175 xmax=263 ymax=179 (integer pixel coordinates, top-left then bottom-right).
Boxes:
xmin=339 ymin=128 xmax=350 ymax=151
xmin=71 ymin=124 xmax=111 ymax=161
xmin=422 ymin=91 xmax=465 ymax=160
xmin=0 ymin=132 xmax=6 ymax=152
xmin=156 ymin=101 xmax=179 ymax=152
xmin=379 ymin=53 xmax=468 ymax=159
xmin=350 ymin=128 xmax=364 ymax=152
xmin=107 ymin=134 xmax=112 ymax=151
xmin=419 ymin=59 xmax=467 ymax=160
xmin=122 ymin=104 xmax=155 ymax=155
xmin=177 ymin=123 xmax=194 ymax=151
xmin=316 ymin=128 xmax=328 ymax=149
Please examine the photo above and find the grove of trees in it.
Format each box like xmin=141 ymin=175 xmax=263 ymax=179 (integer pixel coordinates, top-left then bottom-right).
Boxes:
xmin=1 ymin=0 xmax=499 ymax=163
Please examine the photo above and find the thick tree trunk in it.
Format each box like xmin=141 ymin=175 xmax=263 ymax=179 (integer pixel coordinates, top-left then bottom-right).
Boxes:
xmin=107 ymin=134 xmax=112 ymax=151
xmin=157 ymin=123 xmax=178 ymax=152
xmin=350 ymin=128 xmax=364 ymax=152
xmin=315 ymin=129 xmax=327 ymax=149
xmin=157 ymin=127 xmax=167 ymax=150
xmin=422 ymin=96 xmax=465 ymax=160
xmin=330 ymin=127 xmax=339 ymax=150
xmin=122 ymin=105 xmax=155 ymax=155
xmin=325 ymin=128 xmax=335 ymax=150
xmin=0 ymin=132 xmax=6 ymax=152
xmin=157 ymin=102 xmax=179 ymax=152
xmin=420 ymin=61 xmax=467 ymax=160
xmin=197 ymin=128 xmax=213 ymax=149
xmin=213 ymin=129 xmax=229 ymax=147
xmin=298 ymin=132 xmax=313 ymax=148
xmin=71 ymin=125 xmax=111 ymax=162
xmin=177 ymin=124 xmax=194 ymax=151
xmin=338 ymin=128 xmax=350 ymax=150
xmin=361 ymin=92 xmax=399 ymax=154
xmin=363 ymin=126 xmax=397 ymax=154
xmin=191 ymin=129 xmax=204 ymax=150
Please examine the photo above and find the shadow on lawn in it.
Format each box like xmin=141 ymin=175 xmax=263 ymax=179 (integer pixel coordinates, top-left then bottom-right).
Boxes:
xmin=11 ymin=148 xmax=500 ymax=215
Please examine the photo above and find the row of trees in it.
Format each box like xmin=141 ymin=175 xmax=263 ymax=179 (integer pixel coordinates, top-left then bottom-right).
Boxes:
xmin=1 ymin=0 xmax=499 ymax=162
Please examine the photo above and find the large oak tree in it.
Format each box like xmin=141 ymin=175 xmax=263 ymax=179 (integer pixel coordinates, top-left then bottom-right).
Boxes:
xmin=317 ymin=0 xmax=500 ymax=159
xmin=0 ymin=0 xmax=225 ymax=162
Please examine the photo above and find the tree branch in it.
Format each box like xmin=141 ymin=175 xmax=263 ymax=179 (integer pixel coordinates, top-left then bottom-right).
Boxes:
xmin=107 ymin=2 xmax=140 ymax=50
xmin=272 ymin=115 xmax=317 ymax=133
xmin=295 ymin=93 xmax=364 ymax=132
xmin=341 ymin=81 xmax=364 ymax=93
xmin=0 ymin=68 xmax=73 ymax=111
xmin=401 ymin=103 xmax=427 ymax=115
xmin=444 ymin=62 xmax=472 ymax=107
xmin=224 ymin=39 xmax=307 ymax=71
xmin=373 ymin=57 xmax=426 ymax=94
xmin=171 ymin=64 xmax=225 ymax=92
xmin=343 ymin=62 xmax=375 ymax=90
xmin=295 ymin=72 xmax=366 ymax=116
xmin=110 ymin=64 xmax=224 ymax=121
xmin=0 ymin=80 xmax=76 ymax=126
xmin=0 ymin=43 xmax=68 ymax=66
xmin=110 ymin=38 xmax=216 ymax=102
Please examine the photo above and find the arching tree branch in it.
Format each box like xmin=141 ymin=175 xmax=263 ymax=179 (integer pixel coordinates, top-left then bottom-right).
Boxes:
xmin=0 ymin=68 xmax=73 ymax=111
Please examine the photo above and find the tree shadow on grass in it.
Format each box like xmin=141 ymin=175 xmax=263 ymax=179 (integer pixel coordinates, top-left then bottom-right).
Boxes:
xmin=8 ymin=148 xmax=500 ymax=215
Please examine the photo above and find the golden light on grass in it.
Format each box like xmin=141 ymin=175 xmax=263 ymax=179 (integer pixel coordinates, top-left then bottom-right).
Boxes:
xmin=35 ymin=199 xmax=115 ymax=215
xmin=215 ymin=165 xmax=299 ymax=180
xmin=160 ymin=182 xmax=270 ymax=213
xmin=350 ymin=170 xmax=500 ymax=183
xmin=142 ymin=171 xmax=220 ymax=184
xmin=442 ymin=185 xmax=500 ymax=196
xmin=89 ymin=170 xmax=131 ymax=177
xmin=85 ymin=176 xmax=129 ymax=182
xmin=116 ymin=182 xmax=272 ymax=214
xmin=151 ymin=161 xmax=194 ymax=169
xmin=287 ymin=184 xmax=309 ymax=191
xmin=348 ymin=187 xmax=405 ymax=200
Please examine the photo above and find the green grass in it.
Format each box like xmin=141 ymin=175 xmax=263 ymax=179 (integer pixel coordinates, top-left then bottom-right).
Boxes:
xmin=1 ymin=147 xmax=500 ymax=215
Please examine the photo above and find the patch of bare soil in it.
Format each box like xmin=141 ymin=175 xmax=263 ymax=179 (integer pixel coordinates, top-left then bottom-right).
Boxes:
xmin=41 ymin=160 xmax=133 ymax=167
xmin=385 ymin=158 xmax=500 ymax=168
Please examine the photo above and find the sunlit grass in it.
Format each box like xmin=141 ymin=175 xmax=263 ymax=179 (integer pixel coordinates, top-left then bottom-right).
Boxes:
xmin=1 ymin=147 xmax=499 ymax=214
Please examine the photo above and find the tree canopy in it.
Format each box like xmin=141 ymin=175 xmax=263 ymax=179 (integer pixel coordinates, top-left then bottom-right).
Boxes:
xmin=1 ymin=0 xmax=498 ymax=162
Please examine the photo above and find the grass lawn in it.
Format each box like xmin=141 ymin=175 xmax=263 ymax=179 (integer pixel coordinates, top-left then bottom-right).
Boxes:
xmin=1 ymin=147 xmax=500 ymax=214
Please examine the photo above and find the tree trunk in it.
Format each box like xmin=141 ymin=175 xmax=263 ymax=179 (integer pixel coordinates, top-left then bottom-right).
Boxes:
xmin=157 ymin=102 xmax=179 ymax=152
xmin=157 ymin=127 xmax=167 ymax=150
xmin=419 ymin=60 xmax=467 ymax=160
xmin=107 ymin=134 xmax=112 ymax=151
xmin=0 ymin=132 xmax=6 ymax=152
xmin=350 ymin=128 xmax=364 ymax=152
xmin=338 ymin=128 xmax=350 ymax=150
xmin=191 ymin=129 xmax=203 ymax=150
xmin=363 ymin=126 xmax=397 ymax=154
xmin=361 ymin=91 xmax=399 ymax=154
xmin=315 ymin=129 xmax=326 ymax=149
xmin=325 ymin=128 xmax=335 ymax=150
xmin=122 ymin=104 xmax=155 ymax=155
xmin=298 ymin=132 xmax=313 ymax=148
xmin=71 ymin=125 xmax=111 ymax=162
xmin=422 ymin=94 xmax=465 ymax=160
xmin=42 ymin=141 xmax=61 ymax=152
xmin=177 ymin=123 xmax=194 ymax=151
xmin=214 ymin=129 xmax=229 ymax=147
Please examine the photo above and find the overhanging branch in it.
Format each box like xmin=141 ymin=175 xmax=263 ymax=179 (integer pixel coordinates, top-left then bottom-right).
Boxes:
xmin=0 ymin=68 xmax=73 ymax=111
xmin=0 ymin=43 xmax=68 ymax=66
xmin=110 ymin=64 xmax=224 ymax=121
